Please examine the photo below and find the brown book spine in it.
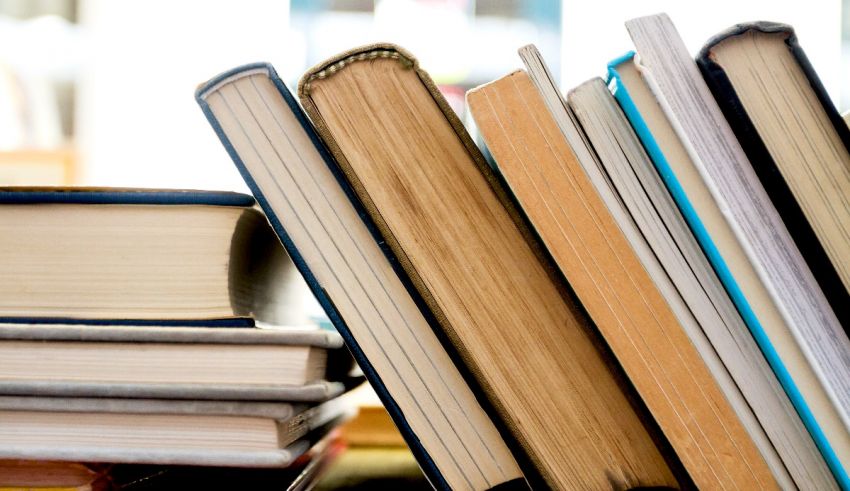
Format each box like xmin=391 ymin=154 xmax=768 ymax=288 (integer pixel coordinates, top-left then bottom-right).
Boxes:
xmin=298 ymin=44 xmax=680 ymax=490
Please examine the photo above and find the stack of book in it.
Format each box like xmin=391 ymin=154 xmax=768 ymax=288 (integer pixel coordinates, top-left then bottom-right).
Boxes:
xmin=0 ymin=188 xmax=358 ymax=490
xmin=197 ymin=12 xmax=850 ymax=491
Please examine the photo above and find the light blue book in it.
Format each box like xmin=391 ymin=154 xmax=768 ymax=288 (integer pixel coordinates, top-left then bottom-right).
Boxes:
xmin=607 ymin=51 xmax=849 ymax=489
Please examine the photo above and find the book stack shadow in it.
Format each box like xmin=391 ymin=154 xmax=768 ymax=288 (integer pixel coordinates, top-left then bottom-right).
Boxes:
xmin=0 ymin=188 xmax=359 ymax=490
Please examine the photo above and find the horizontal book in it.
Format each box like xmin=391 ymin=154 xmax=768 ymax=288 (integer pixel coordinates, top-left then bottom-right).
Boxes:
xmin=697 ymin=22 xmax=850 ymax=328
xmin=197 ymin=62 xmax=524 ymax=490
xmin=0 ymin=187 xmax=317 ymax=325
xmin=625 ymin=14 xmax=850 ymax=486
xmin=0 ymin=323 xmax=354 ymax=401
xmin=299 ymin=43 xmax=677 ymax=489
xmin=0 ymin=460 xmax=111 ymax=491
xmin=0 ymin=396 xmax=351 ymax=467
xmin=607 ymin=52 xmax=837 ymax=489
xmin=0 ymin=434 xmax=343 ymax=491
xmin=101 ymin=435 xmax=344 ymax=490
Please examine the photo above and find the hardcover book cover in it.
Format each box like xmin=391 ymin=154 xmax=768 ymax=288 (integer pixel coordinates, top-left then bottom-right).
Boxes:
xmin=0 ymin=323 xmax=354 ymax=402
xmin=197 ymin=62 xmax=525 ymax=490
xmin=608 ymin=50 xmax=848 ymax=489
xmin=697 ymin=22 xmax=850 ymax=331
xmin=298 ymin=43 xmax=679 ymax=490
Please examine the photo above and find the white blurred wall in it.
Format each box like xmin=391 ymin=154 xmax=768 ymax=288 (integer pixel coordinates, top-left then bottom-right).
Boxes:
xmin=75 ymin=0 xmax=843 ymax=190
xmin=562 ymin=0 xmax=842 ymax=102
xmin=76 ymin=0 xmax=299 ymax=190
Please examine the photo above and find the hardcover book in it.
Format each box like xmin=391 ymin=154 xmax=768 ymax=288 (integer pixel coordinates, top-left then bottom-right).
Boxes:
xmin=469 ymin=60 xmax=773 ymax=488
xmin=298 ymin=43 xmax=678 ymax=490
xmin=196 ymin=62 xmax=524 ymax=490
xmin=574 ymin=72 xmax=834 ymax=489
xmin=697 ymin=22 xmax=850 ymax=329
xmin=0 ymin=187 xmax=315 ymax=325
xmin=0 ymin=322 xmax=352 ymax=401
xmin=0 ymin=396 xmax=350 ymax=467
xmin=626 ymin=13 xmax=850 ymax=484
xmin=608 ymin=51 xmax=850 ymax=487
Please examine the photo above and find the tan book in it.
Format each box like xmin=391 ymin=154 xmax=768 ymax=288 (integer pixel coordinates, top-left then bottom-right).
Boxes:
xmin=466 ymin=62 xmax=776 ymax=488
xmin=0 ymin=396 xmax=351 ymax=467
xmin=298 ymin=43 xmax=677 ymax=490
xmin=0 ymin=460 xmax=111 ymax=491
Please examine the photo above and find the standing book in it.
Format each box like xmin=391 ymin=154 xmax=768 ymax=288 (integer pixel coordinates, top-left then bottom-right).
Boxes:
xmin=196 ymin=62 xmax=524 ymax=491
xmin=626 ymin=13 xmax=850 ymax=485
xmin=608 ymin=50 xmax=850 ymax=488
xmin=697 ymin=22 xmax=850 ymax=329
xmin=572 ymin=72 xmax=834 ymax=489
xmin=298 ymin=43 xmax=678 ymax=490
xmin=468 ymin=59 xmax=774 ymax=488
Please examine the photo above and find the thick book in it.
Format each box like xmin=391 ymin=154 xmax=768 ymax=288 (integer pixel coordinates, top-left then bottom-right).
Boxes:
xmin=0 ymin=460 xmax=112 ymax=491
xmin=469 ymin=59 xmax=772 ymax=487
xmin=103 ymin=435 xmax=344 ymax=490
xmin=298 ymin=43 xmax=678 ymax=489
xmin=572 ymin=73 xmax=834 ymax=488
xmin=697 ymin=22 xmax=850 ymax=330
xmin=626 ymin=13 xmax=850 ymax=484
xmin=608 ymin=52 xmax=842 ymax=489
xmin=0 ymin=396 xmax=350 ymax=467
xmin=0 ymin=187 xmax=316 ymax=325
xmin=196 ymin=62 xmax=524 ymax=491
xmin=0 ymin=323 xmax=352 ymax=402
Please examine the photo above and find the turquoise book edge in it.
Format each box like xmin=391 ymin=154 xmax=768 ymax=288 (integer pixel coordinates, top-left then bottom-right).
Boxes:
xmin=607 ymin=51 xmax=849 ymax=489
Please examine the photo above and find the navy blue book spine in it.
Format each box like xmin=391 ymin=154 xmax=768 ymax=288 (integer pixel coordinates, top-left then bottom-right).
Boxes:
xmin=0 ymin=317 xmax=255 ymax=328
xmin=195 ymin=63 xmax=452 ymax=491
xmin=697 ymin=22 xmax=850 ymax=333
xmin=0 ymin=188 xmax=255 ymax=206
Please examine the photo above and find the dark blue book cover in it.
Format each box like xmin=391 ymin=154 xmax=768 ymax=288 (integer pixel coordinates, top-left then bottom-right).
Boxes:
xmin=697 ymin=22 xmax=850 ymax=334
xmin=197 ymin=63 xmax=452 ymax=490
xmin=0 ymin=187 xmax=254 ymax=206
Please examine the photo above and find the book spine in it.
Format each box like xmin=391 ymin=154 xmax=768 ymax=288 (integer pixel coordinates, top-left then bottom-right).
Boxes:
xmin=696 ymin=30 xmax=850 ymax=333
xmin=298 ymin=44 xmax=542 ymax=491
xmin=195 ymin=65 xmax=451 ymax=491
xmin=608 ymin=58 xmax=850 ymax=489
xmin=298 ymin=45 xmax=685 ymax=490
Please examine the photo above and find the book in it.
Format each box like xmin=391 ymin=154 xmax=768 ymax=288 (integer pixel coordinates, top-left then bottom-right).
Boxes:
xmin=626 ymin=13 xmax=850 ymax=483
xmin=697 ymin=22 xmax=850 ymax=329
xmin=196 ymin=62 xmax=524 ymax=491
xmin=468 ymin=59 xmax=772 ymax=487
xmin=0 ymin=187 xmax=315 ymax=325
xmin=103 ymin=435 xmax=345 ymax=490
xmin=609 ymin=50 xmax=846 ymax=488
xmin=0 ymin=396 xmax=351 ymax=467
xmin=297 ymin=43 xmax=677 ymax=489
xmin=0 ymin=323 xmax=352 ymax=402
xmin=0 ymin=460 xmax=112 ymax=491
xmin=609 ymin=51 xmax=850 ymax=487
xmin=570 ymin=73 xmax=834 ymax=488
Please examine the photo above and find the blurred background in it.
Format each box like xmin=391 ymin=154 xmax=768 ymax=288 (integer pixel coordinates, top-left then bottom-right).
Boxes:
xmin=0 ymin=0 xmax=845 ymax=191
xmin=0 ymin=1 xmax=844 ymax=486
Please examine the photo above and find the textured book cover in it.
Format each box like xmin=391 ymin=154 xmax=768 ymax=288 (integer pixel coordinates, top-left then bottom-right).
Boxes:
xmin=697 ymin=22 xmax=850 ymax=332
xmin=0 ymin=396 xmax=351 ymax=467
xmin=298 ymin=43 xmax=679 ymax=490
xmin=608 ymin=50 xmax=848 ymax=489
xmin=0 ymin=323 xmax=353 ymax=402
xmin=197 ymin=62 xmax=525 ymax=491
